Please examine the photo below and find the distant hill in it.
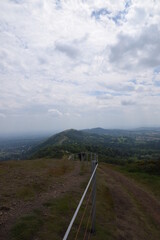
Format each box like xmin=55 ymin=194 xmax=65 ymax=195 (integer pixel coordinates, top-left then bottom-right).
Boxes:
xmin=83 ymin=127 xmax=133 ymax=136
xmin=28 ymin=128 xmax=160 ymax=162
xmin=83 ymin=127 xmax=160 ymax=136
xmin=33 ymin=129 xmax=101 ymax=147
xmin=29 ymin=129 xmax=111 ymax=159
xmin=133 ymin=127 xmax=160 ymax=132
xmin=29 ymin=128 xmax=120 ymax=159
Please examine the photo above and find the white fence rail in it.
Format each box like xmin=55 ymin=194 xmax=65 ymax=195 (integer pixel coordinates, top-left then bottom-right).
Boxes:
xmin=63 ymin=155 xmax=98 ymax=240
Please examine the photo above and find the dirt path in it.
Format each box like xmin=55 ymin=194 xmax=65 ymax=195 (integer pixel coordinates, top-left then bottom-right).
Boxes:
xmin=99 ymin=166 xmax=160 ymax=240
xmin=0 ymin=162 xmax=89 ymax=240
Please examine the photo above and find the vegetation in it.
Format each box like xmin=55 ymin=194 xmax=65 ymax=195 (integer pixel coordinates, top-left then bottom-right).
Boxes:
xmin=9 ymin=159 xmax=160 ymax=240
xmin=10 ymin=163 xmax=116 ymax=240
xmin=29 ymin=129 xmax=160 ymax=172
xmin=1 ymin=128 xmax=160 ymax=239
xmin=0 ymin=137 xmax=45 ymax=160
xmin=0 ymin=158 xmax=74 ymax=204
xmin=11 ymin=211 xmax=43 ymax=240
xmin=111 ymin=163 xmax=160 ymax=200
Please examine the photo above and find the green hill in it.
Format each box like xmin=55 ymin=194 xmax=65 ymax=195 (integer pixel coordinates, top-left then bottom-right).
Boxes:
xmin=29 ymin=129 xmax=110 ymax=159
xmin=29 ymin=129 xmax=160 ymax=170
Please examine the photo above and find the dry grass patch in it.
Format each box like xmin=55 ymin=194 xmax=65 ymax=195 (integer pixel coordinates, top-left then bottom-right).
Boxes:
xmin=0 ymin=158 xmax=75 ymax=204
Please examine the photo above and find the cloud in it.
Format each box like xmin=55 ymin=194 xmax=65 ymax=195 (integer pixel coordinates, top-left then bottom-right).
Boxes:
xmin=48 ymin=109 xmax=63 ymax=117
xmin=0 ymin=113 xmax=6 ymax=118
xmin=55 ymin=41 xmax=80 ymax=59
xmin=121 ymin=99 xmax=136 ymax=106
xmin=0 ymin=0 xmax=160 ymax=134
xmin=109 ymin=24 xmax=160 ymax=71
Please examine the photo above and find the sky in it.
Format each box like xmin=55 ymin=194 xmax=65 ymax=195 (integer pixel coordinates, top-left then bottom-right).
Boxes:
xmin=0 ymin=0 xmax=160 ymax=136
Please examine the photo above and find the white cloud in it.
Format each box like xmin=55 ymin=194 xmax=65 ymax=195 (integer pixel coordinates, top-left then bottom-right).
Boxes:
xmin=0 ymin=0 xmax=160 ymax=134
xmin=48 ymin=109 xmax=63 ymax=117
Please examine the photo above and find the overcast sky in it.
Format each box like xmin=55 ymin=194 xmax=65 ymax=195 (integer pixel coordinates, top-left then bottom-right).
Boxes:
xmin=0 ymin=0 xmax=160 ymax=135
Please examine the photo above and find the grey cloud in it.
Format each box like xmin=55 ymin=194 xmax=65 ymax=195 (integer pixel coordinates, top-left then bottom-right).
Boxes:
xmin=38 ymin=57 xmax=48 ymax=65
xmin=121 ymin=100 xmax=136 ymax=106
xmin=55 ymin=42 xmax=80 ymax=59
xmin=3 ymin=104 xmax=51 ymax=115
xmin=73 ymin=34 xmax=89 ymax=44
xmin=10 ymin=0 xmax=24 ymax=4
xmin=0 ymin=113 xmax=6 ymax=118
xmin=109 ymin=24 xmax=160 ymax=70
xmin=97 ymin=94 xmax=113 ymax=100
xmin=132 ymin=7 xmax=146 ymax=24
xmin=107 ymin=83 xmax=135 ymax=92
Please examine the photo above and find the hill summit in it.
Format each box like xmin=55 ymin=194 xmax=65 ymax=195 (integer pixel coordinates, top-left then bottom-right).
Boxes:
xmin=29 ymin=129 xmax=100 ymax=158
xmin=29 ymin=127 xmax=160 ymax=163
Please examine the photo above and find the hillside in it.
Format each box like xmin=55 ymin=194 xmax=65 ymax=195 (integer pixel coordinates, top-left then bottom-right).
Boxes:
xmin=84 ymin=127 xmax=160 ymax=137
xmin=0 ymin=158 xmax=160 ymax=240
xmin=1 ymin=128 xmax=160 ymax=239
xmin=29 ymin=129 xmax=160 ymax=170
xmin=83 ymin=127 xmax=134 ymax=136
xmin=29 ymin=129 xmax=112 ymax=159
xmin=0 ymin=158 xmax=91 ymax=240
xmin=2 ymin=127 xmax=160 ymax=162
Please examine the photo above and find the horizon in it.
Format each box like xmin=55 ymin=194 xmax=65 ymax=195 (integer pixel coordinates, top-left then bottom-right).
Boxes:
xmin=1 ymin=1 xmax=160 ymax=135
xmin=1 ymin=126 xmax=160 ymax=139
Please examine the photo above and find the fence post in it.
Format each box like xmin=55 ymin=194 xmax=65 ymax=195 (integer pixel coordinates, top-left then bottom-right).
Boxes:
xmin=63 ymin=159 xmax=98 ymax=240
xmin=91 ymin=154 xmax=97 ymax=234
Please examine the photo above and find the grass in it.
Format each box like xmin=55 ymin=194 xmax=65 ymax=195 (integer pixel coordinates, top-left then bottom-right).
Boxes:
xmin=93 ymin=169 xmax=116 ymax=240
xmin=0 ymin=158 xmax=74 ymax=203
xmin=112 ymin=164 xmax=160 ymax=200
xmin=11 ymin=182 xmax=115 ymax=240
xmin=9 ymin=160 xmax=116 ymax=240
xmin=4 ymin=156 xmax=160 ymax=240
xmin=100 ymin=162 xmax=160 ymax=240
xmin=10 ymin=192 xmax=80 ymax=240
xmin=41 ymin=194 xmax=78 ymax=240
xmin=79 ymin=161 xmax=89 ymax=175
xmin=4 ymin=159 xmax=160 ymax=240
xmin=16 ymin=182 xmax=46 ymax=201
xmin=124 ymin=188 xmax=160 ymax=240
xmin=10 ymin=210 xmax=43 ymax=240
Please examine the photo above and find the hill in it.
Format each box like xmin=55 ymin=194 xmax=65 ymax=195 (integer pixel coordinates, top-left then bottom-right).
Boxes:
xmin=0 ymin=158 xmax=160 ymax=240
xmin=1 ymin=128 xmax=160 ymax=239
xmin=29 ymin=128 xmax=160 ymax=171
xmin=29 ymin=129 xmax=110 ymax=159
xmin=83 ymin=127 xmax=160 ymax=137
xmin=83 ymin=127 xmax=132 ymax=136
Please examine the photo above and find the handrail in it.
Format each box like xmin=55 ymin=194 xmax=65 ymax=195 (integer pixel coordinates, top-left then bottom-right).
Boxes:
xmin=63 ymin=162 xmax=98 ymax=240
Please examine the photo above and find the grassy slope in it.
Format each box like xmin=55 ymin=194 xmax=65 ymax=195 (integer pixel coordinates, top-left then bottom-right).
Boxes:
xmin=8 ymin=161 xmax=116 ymax=240
xmin=0 ymin=159 xmax=117 ymax=240
xmin=99 ymin=164 xmax=160 ymax=240
xmin=1 ymin=159 xmax=160 ymax=240
xmin=0 ymin=158 xmax=74 ymax=204
xmin=109 ymin=164 xmax=160 ymax=201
